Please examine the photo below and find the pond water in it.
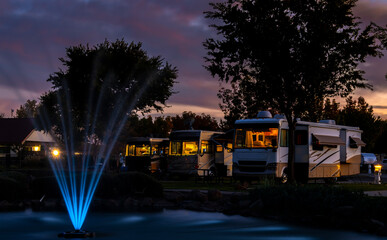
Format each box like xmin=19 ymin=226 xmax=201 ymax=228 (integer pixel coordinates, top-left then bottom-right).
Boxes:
xmin=0 ymin=209 xmax=386 ymax=240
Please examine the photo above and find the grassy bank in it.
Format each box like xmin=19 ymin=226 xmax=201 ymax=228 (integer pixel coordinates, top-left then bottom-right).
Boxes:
xmin=247 ymin=184 xmax=387 ymax=235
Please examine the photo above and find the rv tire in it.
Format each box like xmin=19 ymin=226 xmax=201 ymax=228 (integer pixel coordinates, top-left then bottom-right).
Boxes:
xmin=276 ymin=172 xmax=288 ymax=184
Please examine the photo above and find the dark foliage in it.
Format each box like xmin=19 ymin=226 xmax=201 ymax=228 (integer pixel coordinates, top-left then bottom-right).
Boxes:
xmin=114 ymin=172 xmax=163 ymax=198
xmin=0 ymin=171 xmax=29 ymax=188
xmin=321 ymin=96 xmax=386 ymax=153
xmin=204 ymin=0 xmax=387 ymax=180
xmin=31 ymin=176 xmax=61 ymax=198
xmin=37 ymin=39 xmax=177 ymax=147
xmin=249 ymin=184 xmax=387 ymax=229
xmin=0 ymin=176 xmax=26 ymax=200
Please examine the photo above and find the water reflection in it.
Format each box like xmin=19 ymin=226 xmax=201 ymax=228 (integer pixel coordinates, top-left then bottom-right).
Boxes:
xmin=0 ymin=210 xmax=385 ymax=240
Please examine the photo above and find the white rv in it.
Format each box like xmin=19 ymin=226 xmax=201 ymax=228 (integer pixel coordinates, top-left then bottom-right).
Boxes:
xmin=167 ymin=130 xmax=231 ymax=176
xmin=233 ymin=111 xmax=365 ymax=182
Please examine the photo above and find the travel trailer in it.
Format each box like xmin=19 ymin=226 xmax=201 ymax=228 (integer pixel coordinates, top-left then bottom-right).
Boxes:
xmin=233 ymin=111 xmax=365 ymax=183
xmin=125 ymin=137 xmax=169 ymax=174
xmin=167 ymin=130 xmax=231 ymax=176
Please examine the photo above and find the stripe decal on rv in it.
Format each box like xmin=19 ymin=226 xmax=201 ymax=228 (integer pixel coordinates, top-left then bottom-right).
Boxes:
xmin=312 ymin=149 xmax=330 ymax=162
xmin=310 ymin=150 xmax=339 ymax=172
xmin=332 ymin=168 xmax=340 ymax=177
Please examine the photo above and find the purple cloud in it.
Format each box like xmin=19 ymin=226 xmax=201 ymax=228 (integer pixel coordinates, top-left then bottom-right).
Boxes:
xmin=0 ymin=0 xmax=386 ymax=119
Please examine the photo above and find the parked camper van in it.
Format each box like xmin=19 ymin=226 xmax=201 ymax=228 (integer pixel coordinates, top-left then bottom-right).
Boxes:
xmin=125 ymin=137 xmax=169 ymax=174
xmin=167 ymin=130 xmax=231 ymax=176
xmin=233 ymin=111 xmax=365 ymax=183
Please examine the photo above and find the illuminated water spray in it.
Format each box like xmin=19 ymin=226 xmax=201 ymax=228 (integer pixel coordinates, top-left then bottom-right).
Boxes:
xmin=38 ymin=76 xmax=150 ymax=238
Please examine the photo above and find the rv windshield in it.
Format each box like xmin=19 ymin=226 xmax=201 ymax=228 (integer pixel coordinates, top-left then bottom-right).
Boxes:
xmin=235 ymin=128 xmax=278 ymax=149
xmin=170 ymin=141 xmax=198 ymax=156
xmin=127 ymin=144 xmax=151 ymax=156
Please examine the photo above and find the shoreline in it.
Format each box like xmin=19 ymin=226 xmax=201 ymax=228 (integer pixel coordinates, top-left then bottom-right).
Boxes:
xmin=1 ymin=188 xmax=387 ymax=236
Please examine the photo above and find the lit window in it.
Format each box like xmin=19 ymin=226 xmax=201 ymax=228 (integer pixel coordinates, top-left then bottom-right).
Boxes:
xmin=216 ymin=145 xmax=223 ymax=152
xmin=32 ymin=146 xmax=41 ymax=152
xmin=235 ymin=128 xmax=278 ymax=149
xmin=183 ymin=142 xmax=198 ymax=155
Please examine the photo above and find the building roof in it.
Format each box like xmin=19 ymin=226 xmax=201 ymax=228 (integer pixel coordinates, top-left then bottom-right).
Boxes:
xmin=0 ymin=118 xmax=35 ymax=145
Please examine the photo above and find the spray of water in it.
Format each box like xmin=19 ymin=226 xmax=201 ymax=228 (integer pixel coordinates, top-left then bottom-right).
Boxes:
xmin=39 ymin=71 xmax=156 ymax=230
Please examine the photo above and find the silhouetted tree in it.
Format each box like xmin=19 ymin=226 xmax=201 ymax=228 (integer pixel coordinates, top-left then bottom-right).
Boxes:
xmin=170 ymin=111 xmax=220 ymax=131
xmin=204 ymin=0 xmax=386 ymax=181
xmin=337 ymin=96 xmax=382 ymax=152
xmin=38 ymin=39 xmax=177 ymax=148
xmin=320 ymin=96 xmax=384 ymax=153
xmin=16 ymin=99 xmax=38 ymax=118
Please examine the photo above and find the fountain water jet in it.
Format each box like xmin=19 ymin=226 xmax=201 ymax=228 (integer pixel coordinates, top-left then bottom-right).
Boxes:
xmin=39 ymin=72 xmax=154 ymax=237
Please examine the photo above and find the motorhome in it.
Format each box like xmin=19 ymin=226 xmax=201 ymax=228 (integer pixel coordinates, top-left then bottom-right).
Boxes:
xmin=125 ymin=137 xmax=169 ymax=174
xmin=233 ymin=111 xmax=365 ymax=183
xmin=167 ymin=130 xmax=231 ymax=176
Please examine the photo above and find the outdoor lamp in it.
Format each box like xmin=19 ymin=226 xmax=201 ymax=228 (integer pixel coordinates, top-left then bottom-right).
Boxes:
xmin=52 ymin=149 xmax=60 ymax=158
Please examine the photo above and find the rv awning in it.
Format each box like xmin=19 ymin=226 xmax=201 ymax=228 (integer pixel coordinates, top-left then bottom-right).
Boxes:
xmin=350 ymin=137 xmax=366 ymax=147
xmin=312 ymin=134 xmax=345 ymax=146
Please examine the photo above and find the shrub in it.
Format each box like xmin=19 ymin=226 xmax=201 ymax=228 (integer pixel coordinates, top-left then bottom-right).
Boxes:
xmin=114 ymin=172 xmax=163 ymax=197
xmin=0 ymin=176 xmax=26 ymax=200
xmin=0 ymin=171 xmax=29 ymax=187
xmin=95 ymin=174 xmax=118 ymax=198
xmin=31 ymin=176 xmax=61 ymax=199
xmin=249 ymin=184 xmax=366 ymax=217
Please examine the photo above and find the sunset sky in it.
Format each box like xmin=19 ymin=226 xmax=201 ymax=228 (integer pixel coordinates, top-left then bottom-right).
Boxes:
xmin=0 ymin=0 xmax=386 ymax=120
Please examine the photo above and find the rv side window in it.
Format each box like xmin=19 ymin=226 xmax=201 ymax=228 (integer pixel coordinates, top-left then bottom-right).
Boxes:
xmin=235 ymin=129 xmax=246 ymax=148
xmin=216 ymin=145 xmax=223 ymax=152
xmin=227 ymin=143 xmax=233 ymax=153
xmin=170 ymin=141 xmax=182 ymax=155
xmin=201 ymin=141 xmax=213 ymax=154
xmin=128 ymin=145 xmax=135 ymax=156
xmin=312 ymin=136 xmax=323 ymax=151
xmin=280 ymin=129 xmax=288 ymax=147
xmin=295 ymin=130 xmax=308 ymax=145
xmin=152 ymin=144 xmax=159 ymax=155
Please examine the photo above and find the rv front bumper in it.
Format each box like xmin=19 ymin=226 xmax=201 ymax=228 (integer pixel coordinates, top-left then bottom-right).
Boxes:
xmin=233 ymin=162 xmax=277 ymax=177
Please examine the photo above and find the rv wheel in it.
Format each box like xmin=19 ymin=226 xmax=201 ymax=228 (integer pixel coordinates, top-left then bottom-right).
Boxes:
xmin=279 ymin=172 xmax=288 ymax=184
xmin=209 ymin=167 xmax=217 ymax=177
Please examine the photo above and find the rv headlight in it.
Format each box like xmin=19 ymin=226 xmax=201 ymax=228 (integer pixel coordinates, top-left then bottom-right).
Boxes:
xmin=267 ymin=163 xmax=277 ymax=170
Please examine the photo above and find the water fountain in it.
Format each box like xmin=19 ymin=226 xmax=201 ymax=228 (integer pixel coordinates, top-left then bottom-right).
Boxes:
xmin=38 ymin=74 xmax=150 ymax=238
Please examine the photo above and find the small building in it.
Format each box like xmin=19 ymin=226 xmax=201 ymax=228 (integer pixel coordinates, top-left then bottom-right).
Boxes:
xmin=0 ymin=118 xmax=56 ymax=168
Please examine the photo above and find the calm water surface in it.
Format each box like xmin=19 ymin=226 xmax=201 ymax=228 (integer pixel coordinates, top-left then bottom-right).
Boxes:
xmin=0 ymin=209 xmax=385 ymax=240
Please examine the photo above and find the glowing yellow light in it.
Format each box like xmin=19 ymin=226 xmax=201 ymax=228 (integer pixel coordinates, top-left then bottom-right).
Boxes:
xmin=375 ymin=164 xmax=382 ymax=172
xmin=52 ymin=149 xmax=60 ymax=157
xmin=33 ymin=146 xmax=40 ymax=151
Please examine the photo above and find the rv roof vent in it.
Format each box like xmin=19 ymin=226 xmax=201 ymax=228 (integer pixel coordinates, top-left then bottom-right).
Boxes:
xmin=319 ymin=119 xmax=336 ymax=125
xmin=274 ymin=114 xmax=285 ymax=119
xmin=257 ymin=111 xmax=272 ymax=119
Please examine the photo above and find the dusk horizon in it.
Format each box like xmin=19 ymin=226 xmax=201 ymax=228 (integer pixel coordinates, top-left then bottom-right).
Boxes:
xmin=1 ymin=0 xmax=387 ymax=120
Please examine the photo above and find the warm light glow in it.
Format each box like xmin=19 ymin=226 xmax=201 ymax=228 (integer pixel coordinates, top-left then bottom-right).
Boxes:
xmin=375 ymin=164 xmax=382 ymax=172
xmin=33 ymin=146 xmax=40 ymax=151
xmin=52 ymin=149 xmax=60 ymax=157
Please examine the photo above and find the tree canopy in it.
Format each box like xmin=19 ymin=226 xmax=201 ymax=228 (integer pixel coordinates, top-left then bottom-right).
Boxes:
xmin=321 ymin=96 xmax=385 ymax=153
xmin=204 ymin=0 xmax=386 ymax=127
xmin=204 ymin=0 xmax=386 ymax=180
xmin=38 ymin=39 xmax=177 ymax=146
xmin=16 ymin=99 xmax=38 ymax=118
